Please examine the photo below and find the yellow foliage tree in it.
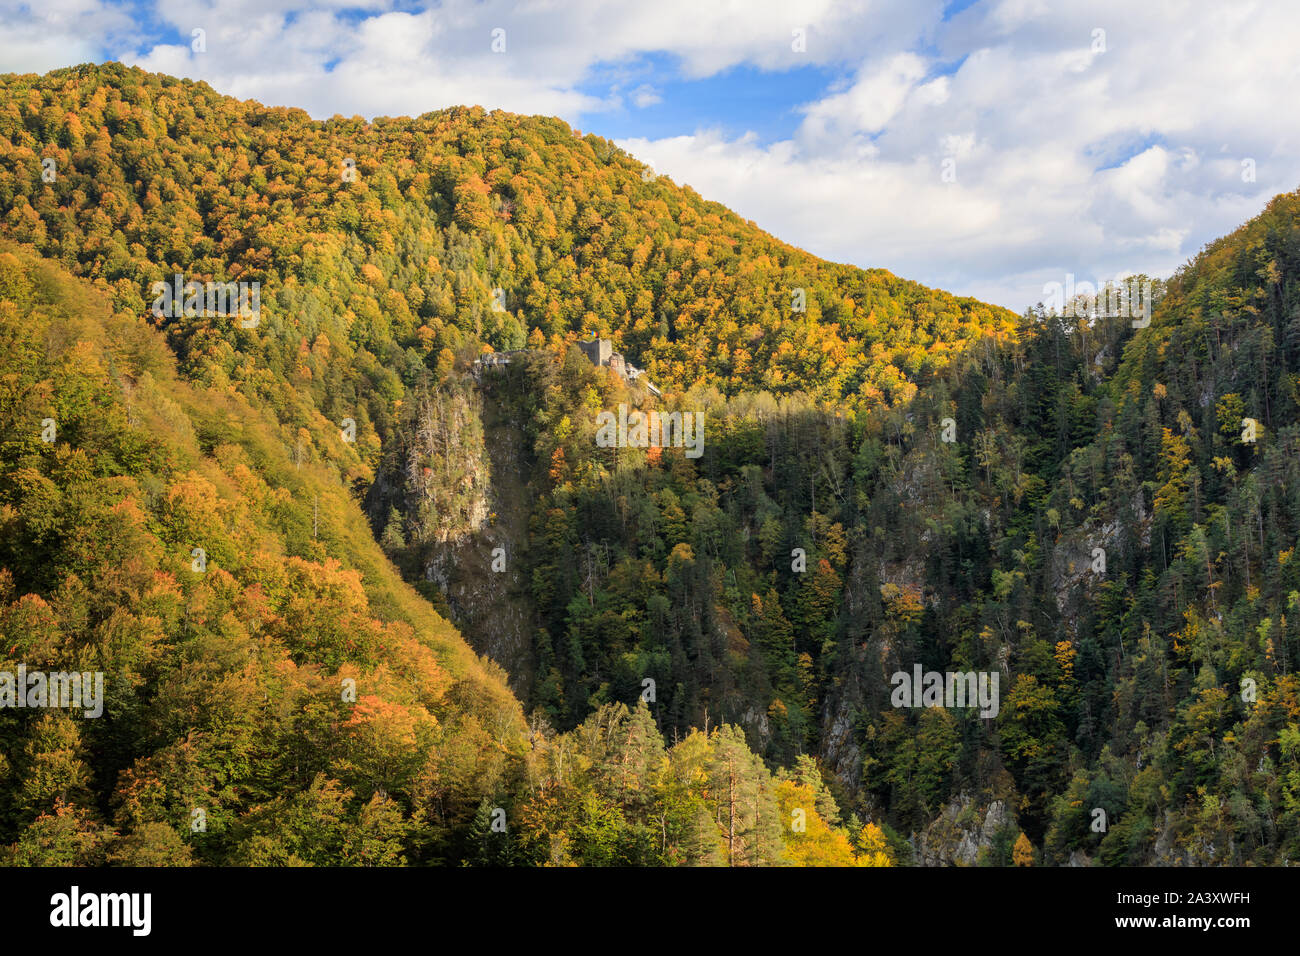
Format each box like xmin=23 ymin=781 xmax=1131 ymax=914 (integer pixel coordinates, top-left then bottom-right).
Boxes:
xmin=855 ymin=822 xmax=894 ymax=867
xmin=1013 ymin=831 xmax=1035 ymax=866
xmin=776 ymin=779 xmax=857 ymax=866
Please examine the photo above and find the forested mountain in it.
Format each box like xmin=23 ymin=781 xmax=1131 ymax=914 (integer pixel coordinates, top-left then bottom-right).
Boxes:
xmin=469 ymin=190 xmax=1300 ymax=865
xmin=0 ymin=62 xmax=1297 ymax=865
xmin=0 ymin=62 xmax=1015 ymax=416
xmin=0 ymin=243 xmax=891 ymax=866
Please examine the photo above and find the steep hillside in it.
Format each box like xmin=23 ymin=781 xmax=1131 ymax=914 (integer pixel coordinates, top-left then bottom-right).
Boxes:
xmin=0 ymin=61 xmax=1019 ymax=708
xmin=0 ymin=242 xmax=906 ymax=867
xmin=452 ymin=189 xmax=1300 ymax=865
xmin=0 ymin=243 xmax=526 ymax=863
xmin=0 ymin=62 xmax=989 ymax=867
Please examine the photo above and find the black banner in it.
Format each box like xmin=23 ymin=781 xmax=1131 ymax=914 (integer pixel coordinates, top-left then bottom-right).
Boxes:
xmin=4 ymin=865 xmax=1274 ymax=943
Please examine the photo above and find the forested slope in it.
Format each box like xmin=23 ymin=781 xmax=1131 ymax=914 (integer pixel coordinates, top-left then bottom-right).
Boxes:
xmin=0 ymin=243 xmax=525 ymax=864
xmin=1 ymin=61 xmax=1298 ymax=866
xmin=475 ymin=191 xmax=1300 ymax=865
xmin=0 ymin=245 xmax=894 ymax=866
xmin=0 ymin=62 xmax=934 ymax=864
xmin=0 ymin=62 xmax=1015 ymax=421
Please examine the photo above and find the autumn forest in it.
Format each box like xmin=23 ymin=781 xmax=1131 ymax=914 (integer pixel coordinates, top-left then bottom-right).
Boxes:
xmin=0 ymin=63 xmax=1298 ymax=868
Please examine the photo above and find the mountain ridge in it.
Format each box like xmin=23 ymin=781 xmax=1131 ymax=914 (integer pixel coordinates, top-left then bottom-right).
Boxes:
xmin=0 ymin=62 xmax=1019 ymax=409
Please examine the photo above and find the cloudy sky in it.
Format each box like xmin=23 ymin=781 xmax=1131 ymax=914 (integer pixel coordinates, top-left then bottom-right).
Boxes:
xmin=2 ymin=0 xmax=1296 ymax=310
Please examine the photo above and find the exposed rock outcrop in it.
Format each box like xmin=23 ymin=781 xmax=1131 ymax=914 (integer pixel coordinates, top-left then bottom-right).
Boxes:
xmin=914 ymin=795 xmax=1014 ymax=866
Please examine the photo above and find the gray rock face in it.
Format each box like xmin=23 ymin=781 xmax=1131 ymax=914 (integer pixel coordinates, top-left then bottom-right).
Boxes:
xmin=915 ymin=795 xmax=1013 ymax=866
xmin=415 ymin=379 xmax=536 ymax=696
xmin=819 ymin=703 xmax=861 ymax=793
xmin=1046 ymin=486 xmax=1150 ymax=639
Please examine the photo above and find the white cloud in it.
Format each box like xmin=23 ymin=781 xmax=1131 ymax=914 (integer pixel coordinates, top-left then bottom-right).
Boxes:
xmin=0 ymin=0 xmax=132 ymax=73
xmin=109 ymin=0 xmax=938 ymax=120
xmin=631 ymin=85 xmax=661 ymax=108
xmin=799 ymin=53 xmax=928 ymax=144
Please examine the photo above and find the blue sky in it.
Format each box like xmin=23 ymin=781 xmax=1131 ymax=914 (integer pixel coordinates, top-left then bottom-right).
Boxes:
xmin=2 ymin=0 xmax=1297 ymax=310
xmin=575 ymin=55 xmax=838 ymax=146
